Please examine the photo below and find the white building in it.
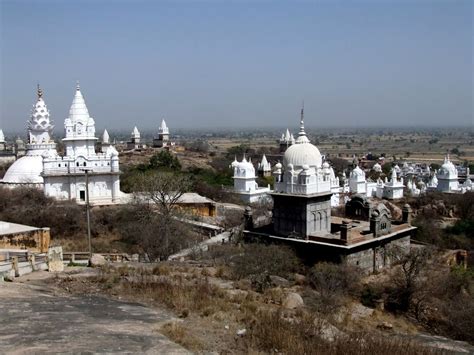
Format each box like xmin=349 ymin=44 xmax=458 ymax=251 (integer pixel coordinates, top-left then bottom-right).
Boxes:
xmin=101 ymin=129 xmax=111 ymax=153
xmin=127 ymin=126 xmax=143 ymax=150
xmin=436 ymin=155 xmax=460 ymax=192
xmin=279 ymin=128 xmax=295 ymax=152
xmin=257 ymin=154 xmax=272 ymax=177
xmin=0 ymin=129 xmax=5 ymax=150
xmin=380 ymin=168 xmax=405 ymax=199
xmin=42 ymin=84 xmax=121 ymax=204
xmin=153 ymin=119 xmax=172 ymax=148
xmin=231 ymin=155 xmax=270 ymax=203
xmin=348 ymin=164 xmax=404 ymax=200
xmin=273 ymin=111 xmax=333 ymax=197
xmin=1 ymin=86 xmax=57 ymax=186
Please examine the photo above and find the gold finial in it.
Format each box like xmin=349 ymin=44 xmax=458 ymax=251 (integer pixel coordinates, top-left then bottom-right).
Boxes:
xmin=37 ymin=83 xmax=43 ymax=99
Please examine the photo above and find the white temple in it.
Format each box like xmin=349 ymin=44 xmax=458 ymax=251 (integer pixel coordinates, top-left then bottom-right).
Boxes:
xmin=0 ymin=129 xmax=5 ymax=151
xmin=1 ymin=85 xmax=57 ymax=186
xmin=379 ymin=168 xmax=404 ymax=199
xmin=153 ymin=119 xmax=172 ymax=148
xmin=101 ymin=129 xmax=111 ymax=153
xmin=257 ymin=154 xmax=272 ymax=177
xmin=41 ymin=84 xmax=121 ymax=203
xmin=436 ymin=155 xmax=460 ymax=192
xmin=231 ymin=155 xmax=270 ymax=203
xmin=273 ymin=107 xmax=333 ymax=196
xmin=279 ymin=128 xmax=295 ymax=152
xmin=347 ymin=163 xmax=404 ymax=200
xmin=127 ymin=126 xmax=143 ymax=150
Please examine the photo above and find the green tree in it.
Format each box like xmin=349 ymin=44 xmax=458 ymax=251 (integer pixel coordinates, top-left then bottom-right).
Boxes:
xmin=149 ymin=150 xmax=181 ymax=171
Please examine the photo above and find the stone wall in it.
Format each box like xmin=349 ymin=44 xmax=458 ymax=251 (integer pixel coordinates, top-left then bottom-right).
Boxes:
xmin=345 ymin=235 xmax=411 ymax=273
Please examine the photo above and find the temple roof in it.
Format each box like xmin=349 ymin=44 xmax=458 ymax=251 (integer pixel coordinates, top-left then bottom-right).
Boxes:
xmin=68 ymin=83 xmax=91 ymax=123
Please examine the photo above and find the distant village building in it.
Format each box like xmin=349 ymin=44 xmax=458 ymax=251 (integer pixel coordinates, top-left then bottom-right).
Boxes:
xmin=153 ymin=119 xmax=173 ymax=148
xmin=231 ymin=155 xmax=271 ymax=203
xmin=244 ymin=109 xmax=415 ymax=273
xmin=42 ymin=84 xmax=122 ymax=203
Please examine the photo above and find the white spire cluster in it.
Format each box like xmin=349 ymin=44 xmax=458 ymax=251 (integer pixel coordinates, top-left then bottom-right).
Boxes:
xmin=64 ymin=84 xmax=96 ymax=139
xmin=28 ymin=85 xmax=54 ymax=145
xmin=132 ymin=126 xmax=140 ymax=139
xmin=159 ymin=119 xmax=169 ymax=134
xmin=102 ymin=129 xmax=110 ymax=144
xmin=0 ymin=129 xmax=4 ymax=143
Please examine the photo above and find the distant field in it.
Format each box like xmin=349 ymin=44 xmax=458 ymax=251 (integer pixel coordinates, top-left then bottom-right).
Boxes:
xmin=207 ymin=130 xmax=473 ymax=165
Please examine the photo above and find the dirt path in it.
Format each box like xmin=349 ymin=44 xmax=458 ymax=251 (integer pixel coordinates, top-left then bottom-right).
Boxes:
xmin=0 ymin=273 xmax=189 ymax=354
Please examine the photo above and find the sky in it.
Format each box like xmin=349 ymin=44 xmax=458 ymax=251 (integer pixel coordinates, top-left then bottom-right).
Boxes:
xmin=0 ymin=0 xmax=472 ymax=133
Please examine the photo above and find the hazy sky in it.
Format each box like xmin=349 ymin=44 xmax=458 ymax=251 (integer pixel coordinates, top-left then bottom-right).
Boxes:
xmin=0 ymin=0 xmax=472 ymax=133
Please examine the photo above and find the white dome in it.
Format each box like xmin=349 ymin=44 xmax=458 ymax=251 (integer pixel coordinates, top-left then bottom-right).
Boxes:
xmin=2 ymin=155 xmax=44 ymax=184
xmin=438 ymin=156 xmax=457 ymax=178
xmin=283 ymin=143 xmax=322 ymax=169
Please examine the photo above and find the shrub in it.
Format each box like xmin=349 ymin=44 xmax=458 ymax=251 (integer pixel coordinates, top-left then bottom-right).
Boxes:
xmin=307 ymin=262 xmax=361 ymax=313
xmin=231 ymin=243 xmax=302 ymax=282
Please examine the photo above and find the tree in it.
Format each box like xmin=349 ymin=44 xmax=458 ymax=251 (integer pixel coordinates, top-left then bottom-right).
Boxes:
xmin=385 ymin=247 xmax=432 ymax=313
xmin=133 ymin=171 xmax=192 ymax=216
xmin=127 ymin=171 xmax=195 ymax=260
xmin=149 ymin=150 xmax=181 ymax=171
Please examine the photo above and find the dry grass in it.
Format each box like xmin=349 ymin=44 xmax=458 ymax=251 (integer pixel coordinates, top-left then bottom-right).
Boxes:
xmin=244 ymin=309 xmax=441 ymax=355
xmin=160 ymin=321 xmax=205 ymax=351
xmin=60 ymin=264 xmax=447 ymax=354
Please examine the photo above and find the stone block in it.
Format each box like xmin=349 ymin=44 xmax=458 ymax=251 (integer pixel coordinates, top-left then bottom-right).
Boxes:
xmin=48 ymin=246 xmax=64 ymax=272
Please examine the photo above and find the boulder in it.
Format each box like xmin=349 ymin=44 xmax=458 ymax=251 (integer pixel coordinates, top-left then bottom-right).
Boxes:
xmin=293 ymin=273 xmax=306 ymax=285
xmin=377 ymin=321 xmax=393 ymax=330
xmin=270 ymin=275 xmax=290 ymax=287
xmin=282 ymin=292 xmax=304 ymax=309
xmin=319 ymin=321 xmax=345 ymax=342
xmin=350 ymin=303 xmax=374 ymax=320
xmin=90 ymin=253 xmax=106 ymax=267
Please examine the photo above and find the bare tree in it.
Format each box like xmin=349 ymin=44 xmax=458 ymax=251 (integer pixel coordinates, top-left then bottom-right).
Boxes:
xmin=127 ymin=171 xmax=195 ymax=261
xmin=133 ymin=171 xmax=192 ymax=216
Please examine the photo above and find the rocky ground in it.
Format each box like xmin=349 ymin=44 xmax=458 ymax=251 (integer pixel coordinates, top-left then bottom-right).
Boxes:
xmin=1 ymin=264 xmax=473 ymax=354
xmin=0 ymin=269 xmax=189 ymax=354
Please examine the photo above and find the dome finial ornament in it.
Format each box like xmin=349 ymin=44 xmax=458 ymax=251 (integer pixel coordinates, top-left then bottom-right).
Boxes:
xmin=37 ymin=83 xmax=43 ymax=99
xmin=295 ymin=101 xmax=310 ymax=144
xmin=76 ymin=80 xmax=80 ymax=91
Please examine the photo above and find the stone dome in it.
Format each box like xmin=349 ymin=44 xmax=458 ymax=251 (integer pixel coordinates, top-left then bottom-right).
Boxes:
xmin=2 ymin=155 xmax=44 ymax=184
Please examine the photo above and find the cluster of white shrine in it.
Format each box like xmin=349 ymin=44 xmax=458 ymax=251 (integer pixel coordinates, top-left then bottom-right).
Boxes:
xmin=1 ymin=84 xmax=122 ymax=204
xmin=231 ymin=109 xmax=472 ymax=205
